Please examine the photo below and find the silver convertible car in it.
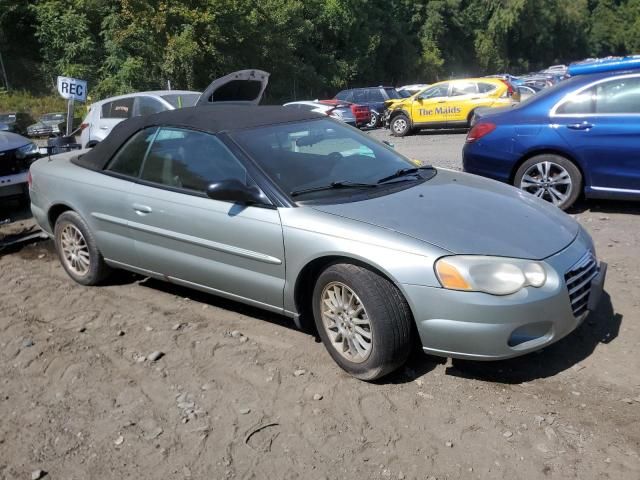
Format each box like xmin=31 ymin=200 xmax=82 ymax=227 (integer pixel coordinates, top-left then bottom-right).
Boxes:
xmin=29 ymin=91 xmax=607 ymax=381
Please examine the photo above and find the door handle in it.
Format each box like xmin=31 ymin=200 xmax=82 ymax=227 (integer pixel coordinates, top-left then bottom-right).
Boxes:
xmin=132 ymin=204 xmax=152 ymax=214
xmin=567 ymin=122 xmax=593 ymax=130
xmin=437 ymin=100 xmax=446 ymax=103
xmin=99 ymin=126 xmax=110 ymax=130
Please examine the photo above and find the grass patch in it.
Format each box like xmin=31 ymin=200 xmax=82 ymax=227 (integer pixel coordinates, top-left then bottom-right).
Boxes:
xmin=0 ymin=89 xmax=87 ymax=119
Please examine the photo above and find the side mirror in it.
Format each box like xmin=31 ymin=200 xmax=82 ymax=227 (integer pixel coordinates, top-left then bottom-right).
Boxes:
xmin=206 ymin=179 xmax=266 ymax=205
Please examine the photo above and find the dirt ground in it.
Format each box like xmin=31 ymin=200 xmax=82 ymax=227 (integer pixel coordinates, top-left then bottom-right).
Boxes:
xmin=1 ymin=140 xmax=639 ymax=479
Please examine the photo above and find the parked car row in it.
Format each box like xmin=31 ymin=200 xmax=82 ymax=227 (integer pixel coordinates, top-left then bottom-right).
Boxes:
xmin=0 ymin=111 xmax=74 ymax=138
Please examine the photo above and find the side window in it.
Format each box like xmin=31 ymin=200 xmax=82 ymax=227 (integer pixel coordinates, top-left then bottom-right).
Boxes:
xmin=352 ymin=89 xmax=367 ymax=103
xmin=367 ymin=88 xmax=385 ymax=102
xmin=595 ymin=77 xmax=640 ymax=114
xmin=450 ymin=82 xmax=477 ymax=96
xmin=556 ymin=88 xmax=595 ymax=115
xmin=335 ymin=90 xmax=353 ymax=102
xmin=478 ymin=82 xmax=497 ymax=94
xmin=136 ymin=97 xmax=166 ymax=116
xmin=140 ymin=128 xmax=247 ymax=193
xmin=101 ymin=98 xmax=134 ymax=119
xmin=419 ymin=83 xmax=449 ymax=99
xmin=106 ymin=127 xmax=157 ymax=177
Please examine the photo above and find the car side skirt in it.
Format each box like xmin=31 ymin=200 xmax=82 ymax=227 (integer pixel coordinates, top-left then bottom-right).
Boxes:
xmin=105 ymin=258 xmax=290 ymax=317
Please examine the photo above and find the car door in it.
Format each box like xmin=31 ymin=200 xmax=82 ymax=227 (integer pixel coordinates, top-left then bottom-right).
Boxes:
xmin=96 ymin=97 xmax=134 ymax=142
xmin=446 ymin=80 xmax=479 ymax=125
xmin=94 ymin=127 xmax=160 ymax=266
xmin=553 ymin=74 xmax=640 ymax=192
xmin=127 ymin=127 xmax=286 ymax=311
xmin=366 ymin=88 xmax=386 ymax=114
xmin=410 ymin=83 xmax=450 ymax=126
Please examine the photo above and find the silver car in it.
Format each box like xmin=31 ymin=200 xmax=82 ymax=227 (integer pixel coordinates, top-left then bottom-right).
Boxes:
xmin=283 ymin=101 xmax=357 ymax=127
xmin=29 ymin=73 xmax=606 ymax=381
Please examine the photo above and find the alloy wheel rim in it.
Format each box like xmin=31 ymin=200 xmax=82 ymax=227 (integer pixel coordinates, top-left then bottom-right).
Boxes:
xmin=60 ymin=224 xmax=91 ymax=276
xmin=393 ymin=119 xmax=407 ymax=134
xmin=320 ymin=282 xmax=372 ymax=363
xmin=367 ymin=113 xmax=378 ymax=128
xmin=520 ymin=161 xmax=572 ymax=206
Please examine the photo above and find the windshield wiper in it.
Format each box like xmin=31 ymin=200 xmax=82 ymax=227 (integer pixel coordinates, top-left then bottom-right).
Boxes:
xmin=290 ymin=181 xmax=378 ymax=197
xmin=377 ymin=165 xmax=434 ymax=184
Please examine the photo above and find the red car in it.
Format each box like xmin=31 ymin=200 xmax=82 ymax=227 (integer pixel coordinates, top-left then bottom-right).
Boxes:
xmin=318 ymin=100 xmax=371 ymax=128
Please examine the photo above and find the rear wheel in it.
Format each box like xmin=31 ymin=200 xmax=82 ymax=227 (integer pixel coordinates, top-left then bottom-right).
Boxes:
xmin=390 ymin=114 xmax=411 ymax=137
xmin=312 ymin=263 xmax=413 ymax=381
xmin=513 ymin=154 xmax=582 ymax=210
xmin=366 ymin=111 xmax=379 ymax=129
xmin=54 ymin=211 xmax=111 ymax=285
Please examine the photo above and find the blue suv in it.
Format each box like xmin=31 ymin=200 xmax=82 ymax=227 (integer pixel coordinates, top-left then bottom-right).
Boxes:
xmin=463 ymin=58 xmax=640 ymax=209
xmin=334 ymin=86 xmax=404 ymax=128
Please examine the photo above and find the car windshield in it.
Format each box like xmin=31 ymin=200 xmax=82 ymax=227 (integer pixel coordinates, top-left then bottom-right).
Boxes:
xmin=0 ymin=113 xmax=16 ymax=122
xmin=232 ymin=118 xmax=431 ymax=201
xmin=41 ymin=113 xmax=65 ymax=121
xmin=160 ymin=93 xmax=200 ymax=108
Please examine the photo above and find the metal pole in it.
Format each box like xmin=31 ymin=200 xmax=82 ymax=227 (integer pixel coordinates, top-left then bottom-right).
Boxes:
xmin=66 ymin=98 xmax=74 ymax=136
xmin=0 ymin=49 xmax=9 ymax=90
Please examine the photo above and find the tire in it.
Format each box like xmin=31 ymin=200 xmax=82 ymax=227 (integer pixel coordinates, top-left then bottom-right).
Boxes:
xmin=390 ymin=114 xmax=412 ymax=137
xmin=513 ymin=154 xmax=582 ymax=210
xmin=366 ymin=111 xmax=379 ymax=129
xmin=54 ymin=211 xmax=111 ymax=285
xmin=312 ymin=263 xmax=413 ymax=381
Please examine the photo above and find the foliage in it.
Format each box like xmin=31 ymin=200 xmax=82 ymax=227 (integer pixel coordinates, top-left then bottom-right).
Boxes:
xmin=0 ymin=0 xmax=636 ymax=105
xmin=0 ymin=90 xmax=87 ymax=118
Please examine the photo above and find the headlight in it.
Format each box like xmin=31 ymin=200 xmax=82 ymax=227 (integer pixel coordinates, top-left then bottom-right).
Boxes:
xmin=16 ymin=142 xmax=39 ymax=159
xmin=435 ymin=256 xmax=547 ymax=296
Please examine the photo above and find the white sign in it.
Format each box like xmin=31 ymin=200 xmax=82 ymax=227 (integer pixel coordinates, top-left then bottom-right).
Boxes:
xmin=57 ymin=76 xmax=87 ymax=102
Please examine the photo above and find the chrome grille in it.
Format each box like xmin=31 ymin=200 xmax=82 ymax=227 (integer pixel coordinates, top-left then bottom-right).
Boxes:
xmin=564 ymin=251 xmax=598 ymax=317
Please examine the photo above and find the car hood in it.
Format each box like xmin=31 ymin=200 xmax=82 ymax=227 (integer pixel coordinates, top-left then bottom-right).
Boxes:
xmin=0 ymin=131 xmax=30 ymax=151
xmin=310 ymin=169 xmax=579 ymax=260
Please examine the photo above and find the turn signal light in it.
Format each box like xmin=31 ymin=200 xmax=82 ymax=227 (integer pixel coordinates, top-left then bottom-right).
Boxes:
xmin=435 ymin=261 xmax=472 ymax=291
xmin=466 ymin=122 xmax=496 ymax=143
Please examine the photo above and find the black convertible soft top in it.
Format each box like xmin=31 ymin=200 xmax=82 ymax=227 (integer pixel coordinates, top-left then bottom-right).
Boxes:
xmin=74 ymin=105 xmax=322 ymax=171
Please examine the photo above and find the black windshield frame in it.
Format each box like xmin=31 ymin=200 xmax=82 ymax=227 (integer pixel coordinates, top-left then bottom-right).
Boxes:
xmin=230 ymin=118 xmax=436 ymax=205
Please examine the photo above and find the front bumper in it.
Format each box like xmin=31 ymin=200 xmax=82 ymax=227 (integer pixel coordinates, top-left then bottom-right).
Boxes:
xmin=404 ymin=233 xmax=606 ymax=360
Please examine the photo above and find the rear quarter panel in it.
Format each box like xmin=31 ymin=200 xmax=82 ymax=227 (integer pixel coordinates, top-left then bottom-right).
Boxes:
xmin=29 ymin=152 xmax=135 ymax=262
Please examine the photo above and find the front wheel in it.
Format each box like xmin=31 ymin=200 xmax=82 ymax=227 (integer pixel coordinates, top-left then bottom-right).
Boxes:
xmin=312 ymin=263 xmax=413 ymax=381
xmin=513 ymin=154 xmax=582 ymax=210
xmin=390 ymin=114 xmax=412 ymax=137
